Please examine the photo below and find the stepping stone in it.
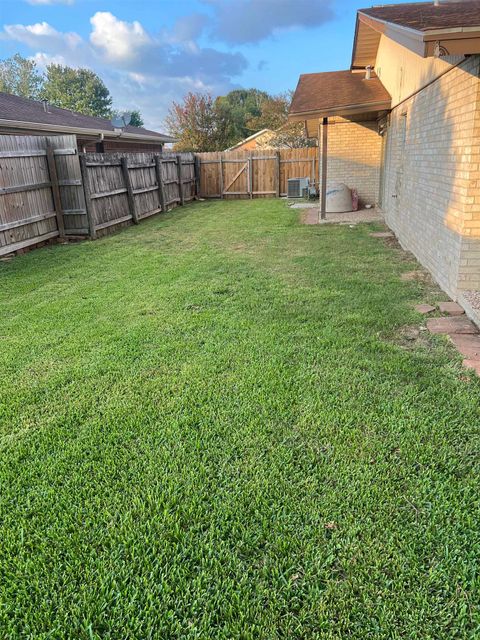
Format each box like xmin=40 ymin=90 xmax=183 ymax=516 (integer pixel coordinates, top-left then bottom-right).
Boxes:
xmin=449 ymin=334 xmax=480 ymax=359
xmin=463 ymin=360 xmax=480 ymax=375
xmin=438 ymin=301 xmax=464 ymax=316
xmin=369 ymin=232 xmax=393 ymax=238
xmin=414 ymin=304 xmax=435 ymax=314
xmin=426 ymin=316 xmax=478 ymax=335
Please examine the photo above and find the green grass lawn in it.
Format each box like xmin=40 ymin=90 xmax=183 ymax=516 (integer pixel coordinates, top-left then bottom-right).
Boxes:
xmin=1 ymin=199 xmax=479 ymax=638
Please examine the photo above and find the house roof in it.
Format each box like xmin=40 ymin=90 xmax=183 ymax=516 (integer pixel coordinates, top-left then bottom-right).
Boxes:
xmin=289 ymin=70 xmax=391 ymax=119
xmin=352 ymin=1 xmax=480 ymax=66
xmin=359 ymin=1 xmax=480 ymax=33
xmin=0 ymin=92 xmax=176 ymax=143
xmin=226 ymin=129 xmax=274 ymax=151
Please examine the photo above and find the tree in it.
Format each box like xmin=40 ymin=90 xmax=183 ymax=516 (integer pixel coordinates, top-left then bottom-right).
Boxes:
xmin=111 ymin=109 xmax=144 ymax=127
xmin=215 ymin=88 xmax=270 ymax=148
xmin=42 ymin=65 xmax=112 ymax=118
xmin=165 ymin=92 xmax=220 ymax=152
xmin=245 ymin=92 xmax=291 ymax=132
xmin=129 ymin=110 xmax=144 ymax=127
xmin=0 ymin=54 xmax=43 ymax=100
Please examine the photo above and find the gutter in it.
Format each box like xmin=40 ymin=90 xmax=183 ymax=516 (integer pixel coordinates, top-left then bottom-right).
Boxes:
xmin=0 ymin=117 xmax=176 ymax=144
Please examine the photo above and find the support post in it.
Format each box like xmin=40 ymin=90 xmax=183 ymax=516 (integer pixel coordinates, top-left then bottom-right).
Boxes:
xmin=155 ymin=155 xmax=167 ymax=212
xmin=46 ymin=142 xmax=65 ymax=238
xmin=320 ymin=117 xmax=328 ymax=220
xmin=79 ymin=154 xmax=96 ymax=239
xmin=275 ymin=151 xmax=281 ymax=198
xmin=219 ymin=156 xmax=224 ymax=198
xmin=121 ymin=156 xmax=138 ymax=223
xmin=176 ymin=154 xmax=184 ymax=205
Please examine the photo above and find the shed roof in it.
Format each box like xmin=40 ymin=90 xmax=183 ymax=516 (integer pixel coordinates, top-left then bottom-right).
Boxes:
xmin=289 ymin=70 xmax=391 ymax=119
xmin=359 ymin=1 xmax=480 ymax=33
xmin=0 ymin=92 xmax=175 ymax=143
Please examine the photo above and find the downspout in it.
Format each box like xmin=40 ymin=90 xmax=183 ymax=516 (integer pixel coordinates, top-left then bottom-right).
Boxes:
xmin=320 ymin=117 xmax=328 ymax=220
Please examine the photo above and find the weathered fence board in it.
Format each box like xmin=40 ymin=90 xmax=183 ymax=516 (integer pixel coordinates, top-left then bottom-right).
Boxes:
xmin=196 ymin=147 xmax=318 ymax=199
xmin=79 ymin=151 xmax=195 ymax=237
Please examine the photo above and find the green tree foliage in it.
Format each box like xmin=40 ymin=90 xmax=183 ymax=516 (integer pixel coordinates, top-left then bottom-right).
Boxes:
xmin=42 ymin=65 xmax=112 ymax=118
xmin=245 ymin=92 xmax=291 ymax=132
xmin=128 ymin=110 xmax=144 ymax=127
xmin=0 ymin=54 xmax=43 ymax=100
xmin=215 ymin=88 xmax=269 ymax=147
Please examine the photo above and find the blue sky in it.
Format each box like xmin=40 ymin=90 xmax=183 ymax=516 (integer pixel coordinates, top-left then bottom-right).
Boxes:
xmin=0 ymin=0 xmax=413 ymax=131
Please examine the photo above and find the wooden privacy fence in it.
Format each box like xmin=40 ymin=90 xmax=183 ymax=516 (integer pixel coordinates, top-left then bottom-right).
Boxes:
xmin=196 ymin=148 xmax=319 ymax=199
xmin=0 ymin=134 xmax=86 ymax=257
xmin=0 ymin=135 xmax=318 ymax=257
xmin=0 ymin=133 xmax=196 ymax=256
xmin=79 ymin=152 xmax=195 ymax=238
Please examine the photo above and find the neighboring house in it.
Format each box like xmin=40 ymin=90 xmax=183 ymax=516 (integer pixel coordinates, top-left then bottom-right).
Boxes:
xmin=289 ymin=0 xmax=480 ymax=300
xmin=0 ymin=92 xmax=175 ymax=153
xmin=226 ymin=129 xmax=277 ymax=151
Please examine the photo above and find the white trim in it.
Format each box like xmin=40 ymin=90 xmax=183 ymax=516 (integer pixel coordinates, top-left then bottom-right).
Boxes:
xmin=0 ymin=118 xmax=175 ymax=144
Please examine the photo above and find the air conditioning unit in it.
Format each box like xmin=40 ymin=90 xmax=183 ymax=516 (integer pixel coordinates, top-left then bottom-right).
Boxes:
xmin=288 ymin=177 xmax=309 ymax=198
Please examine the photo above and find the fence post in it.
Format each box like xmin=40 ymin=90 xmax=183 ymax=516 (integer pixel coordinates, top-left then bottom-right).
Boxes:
xmin=219 ymin=156 xmax=224 ymax=199
xmin=194 ymin=155 xmax=201 ymax=199
xmin=176 ymin=154 xmax=184 ymax=206
xmin=121 ymin=157 xmax=138 ymax=224
xmin=79 ymin=154 xmax=96 ymax=239
xmin=275 ymin=151 xmax=281 ymax=198
xmin=248 ymin=155 xmax=253 ymax=199
xmin=155 ymin=155 xmax=167 ymax=212
xmin=46 ymin=142 xmax=65 ymax=238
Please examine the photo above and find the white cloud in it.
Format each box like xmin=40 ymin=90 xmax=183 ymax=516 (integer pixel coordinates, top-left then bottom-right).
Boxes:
xmin=3 ymin=21 xmax=82 ymax=51
xmin=90 ymin=12 xmax=151 ymax=64
xmin=1 ymin=12 xmax=247 ymax=131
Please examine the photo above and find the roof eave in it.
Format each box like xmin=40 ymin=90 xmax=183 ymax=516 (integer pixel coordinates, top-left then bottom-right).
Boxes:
xmin=353 ymin=10 xmax=480 ymax=65
xmin=289 ymin=99 xmax=391 ymax=122
xmin=0 ymin=117 xmax=176 ymax=144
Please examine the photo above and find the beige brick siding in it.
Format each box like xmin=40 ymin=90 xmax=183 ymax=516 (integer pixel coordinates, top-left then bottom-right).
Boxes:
xmin=323 ymin=117 xmax=381 ymax=206
xmin=382 ymin=55 xmax=480 ymax=298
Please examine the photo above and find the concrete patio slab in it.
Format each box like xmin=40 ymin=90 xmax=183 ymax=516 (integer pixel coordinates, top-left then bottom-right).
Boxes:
xmin=300 ymin=208 xmax=383 ymax=225
xmin=426 ymin=316 xmax=479 ymax=335
xmin=438 ymin=301 xmax=464 ymax=316
xmin=369 ymin=231 xmax=394 ymax=238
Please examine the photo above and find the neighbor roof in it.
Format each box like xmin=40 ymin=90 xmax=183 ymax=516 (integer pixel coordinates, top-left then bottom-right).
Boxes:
xmin=289 ymin=70 xmax=391 ymax=119
xmin=359 ymin=1 xmax=480 ymax=33
xmin=0 ymin=92 xmax=175 ymax=143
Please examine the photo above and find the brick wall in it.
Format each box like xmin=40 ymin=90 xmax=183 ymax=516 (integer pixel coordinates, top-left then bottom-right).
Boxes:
xmin=382 ymin=55 xmax=480 ymax=298
xmin=323 ymin=117 xmax=382 ymax=206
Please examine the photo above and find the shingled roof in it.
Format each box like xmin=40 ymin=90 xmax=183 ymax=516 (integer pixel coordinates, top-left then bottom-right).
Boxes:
xmin=359 ymin=1 xmax=480 ymax=32
xmin=289 ymin=70 xmax=391 ymax=118
xmin=0 ymin=92 xmax=175 ymax=143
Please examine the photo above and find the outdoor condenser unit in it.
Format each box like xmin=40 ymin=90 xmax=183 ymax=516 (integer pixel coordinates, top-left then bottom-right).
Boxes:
xmin=288 ymin=177 xmax=310 ymax=198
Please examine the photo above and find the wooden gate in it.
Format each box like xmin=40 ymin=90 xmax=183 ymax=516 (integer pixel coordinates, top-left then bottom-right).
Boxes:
xmin=197 ymin=148 xmax=318 ymax=199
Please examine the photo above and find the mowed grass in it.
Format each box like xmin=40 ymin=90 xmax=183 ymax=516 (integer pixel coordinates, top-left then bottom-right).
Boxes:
xmin=0 ymin=199 xmax=479 ymax=639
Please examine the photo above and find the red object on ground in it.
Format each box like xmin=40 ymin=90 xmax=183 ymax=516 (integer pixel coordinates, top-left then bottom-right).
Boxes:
xmin=351 ymin=188 xmax=359 ymax=211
